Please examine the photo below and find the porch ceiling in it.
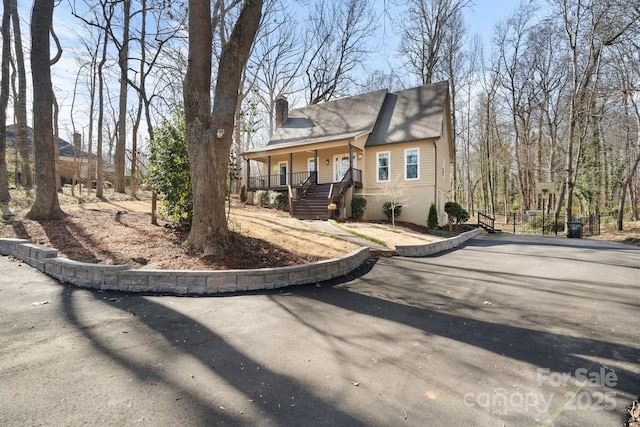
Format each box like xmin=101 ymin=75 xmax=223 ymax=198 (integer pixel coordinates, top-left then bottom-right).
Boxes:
xmin=243 ymin=132 xmax=366 ymax=161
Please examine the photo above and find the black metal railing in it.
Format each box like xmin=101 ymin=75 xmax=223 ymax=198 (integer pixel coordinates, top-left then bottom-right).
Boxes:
xmin=248 ymin=171 xmax=313 ymax=190
xmin=500 ymin=212 xmax=600 ymax=236
xmin=478 ymin=212 xmax=495 ymax=233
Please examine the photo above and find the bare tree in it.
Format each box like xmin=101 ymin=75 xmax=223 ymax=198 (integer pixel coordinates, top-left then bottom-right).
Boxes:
xmin=494 ymin=2 xmax=538 ymax=210
xmin=304 ymin=0 xmax=376 ymax=104
xmin=184 ymin=0 xmax=263 ymax=253
xmin=95 ymin=14 xmax=111 ymax=199
xmin=0 ymin=0 xmax=12 ymax=203
xmin=552 ymin=0 xmax=639 ymax=222
xmin=113 ymin=0 xmax=131 ymax=193
xmin=125 ymin=0 xmax=186 ymax=196
xmin=610 ymin=32 xmax=640 ymax=230
xmin=248 ymin=0 xmax=304 ymax=136
xmin=399 ymin=0 xmax=472 ymax=85
xmin=9 ymin=0 xmax=31 ymax=189
xmin=27 ymin=0 xmax=64 ymax=220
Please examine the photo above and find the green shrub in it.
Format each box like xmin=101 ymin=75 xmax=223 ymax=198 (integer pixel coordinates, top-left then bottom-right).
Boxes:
xmin=351 ymin=196 xmax=367 ymax=220
xmin=257 ymin=190 xmax=270 ymax=207
xmin=428 ymin=203 xmax=439 ymax=229
xmin=459 ymin=209 xmax=470 ymax=223
xmin=145 ymin=108 xmax=192 ymax=228
xmin=382 ymin=201 xmax=402 ymax=221
xmin=239 ymin=184 xmax=247 ymax=203
xmin=525 ymin=214 xmax=564 ymax=234
xmin=273 ymin=192 xmax=289 ymax=211
xmin=444 ymin=201 xmax=469 ymax=224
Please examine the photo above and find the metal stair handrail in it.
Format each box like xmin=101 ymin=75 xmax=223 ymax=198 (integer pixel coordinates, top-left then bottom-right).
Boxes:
xmin=478 ymin=212 xmax=495 ymax=232
xmin=298 ymin=171 xmax=317 ymax=199
xmin=329 ymin=168 xmax=354 ymax=204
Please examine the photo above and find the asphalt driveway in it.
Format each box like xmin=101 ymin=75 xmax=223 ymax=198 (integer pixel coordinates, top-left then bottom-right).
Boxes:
xmin=1 ymin=233 xmax=638 ymax=426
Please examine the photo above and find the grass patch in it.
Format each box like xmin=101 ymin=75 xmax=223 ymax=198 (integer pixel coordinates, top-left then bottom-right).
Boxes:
xmin=329 ymin=219 xmax=387 ymax=247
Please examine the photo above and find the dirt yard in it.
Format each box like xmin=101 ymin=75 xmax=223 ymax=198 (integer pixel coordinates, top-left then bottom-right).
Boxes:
xmin=334 ymin=221 xmax=445 ymax=249
xmin=3 ymin=187 xmax=638 ymax=270
xmin=0 ymin=188 xmax=358 ymax=270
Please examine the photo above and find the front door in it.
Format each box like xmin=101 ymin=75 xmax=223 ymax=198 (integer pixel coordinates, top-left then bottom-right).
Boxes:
xmin=333 ymin=154 xmax=355 ymax=182
xmin=278 ymin=161 xmax=287 ymax=186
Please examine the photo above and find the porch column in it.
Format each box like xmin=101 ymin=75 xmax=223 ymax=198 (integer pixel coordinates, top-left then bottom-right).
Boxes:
xmin=314 ymin=150 xmax=318 ymax=183
xmin=267 ymin=156 xmax=271 ymax=188
xmin=348 ymin=142 xmax=353 ymax=184
xmin=245 ymin=158 xmax=250 ymax=190
xmin=289 ymin=152 xmax=293 ymax=185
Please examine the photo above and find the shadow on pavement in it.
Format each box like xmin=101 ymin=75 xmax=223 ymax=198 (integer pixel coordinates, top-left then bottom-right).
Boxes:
xmin=60 ymin=286 xmax=369 ymax=426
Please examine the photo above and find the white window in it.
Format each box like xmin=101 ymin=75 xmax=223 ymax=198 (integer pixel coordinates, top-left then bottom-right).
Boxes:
xmin=308 ymin=157 xmax=316 ymax=172
xmin=405 ymin=148 xmax=419 ymax=180
xmin=377 ymin=152 xmax=390 ymax=182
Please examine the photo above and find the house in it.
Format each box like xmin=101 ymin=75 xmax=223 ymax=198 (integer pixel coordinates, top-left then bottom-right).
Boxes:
xmin=5 ymin=124 xmax=116 ymax=185
xmin=242 ymin=81 xmax=454 ymax=226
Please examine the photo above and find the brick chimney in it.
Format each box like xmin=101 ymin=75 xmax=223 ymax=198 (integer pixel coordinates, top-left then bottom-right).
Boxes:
xmin=275 ymin=95 xmax=288 ymax=130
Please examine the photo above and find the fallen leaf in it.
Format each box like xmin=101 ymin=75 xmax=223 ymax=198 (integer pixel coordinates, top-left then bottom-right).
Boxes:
xmin=31 ymin=301 xmax=49 ymax=306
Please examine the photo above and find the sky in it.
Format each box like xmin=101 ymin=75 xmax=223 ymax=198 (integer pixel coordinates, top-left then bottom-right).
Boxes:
xmin=10 ymin=0 xmax=524 ymax=146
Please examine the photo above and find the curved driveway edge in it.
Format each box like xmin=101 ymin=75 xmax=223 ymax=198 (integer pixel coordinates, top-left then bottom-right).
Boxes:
xmin=0 ymin=238 xmax=370 ymax=295
xmin=395 ymin=227 xmax=482 ymax=257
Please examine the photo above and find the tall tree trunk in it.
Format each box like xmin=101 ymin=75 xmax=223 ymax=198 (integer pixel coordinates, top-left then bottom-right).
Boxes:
xmin=86 ymin=47 xmax=99 ymax=194
xmin=617 ymin=104 xmax=640 ymax=230
xmin=53 ymin=93 xmax=61 ymax=192
xmin=114 ymin=0 xmax=130 ymax=193
xmin=10 ymin=0 xmax=31 ymax=189
xmin=0 ymin=0 xmax=12 ymax=203
xmin=185 ymin=0 xmax=263 ymax=253
xmin=27 ymin=0 xmax=64 ymax=220
xmin=96 ymin=29 xmax=108 ymax=199
xmin=129 ymin=0 xmax=147 ymax=198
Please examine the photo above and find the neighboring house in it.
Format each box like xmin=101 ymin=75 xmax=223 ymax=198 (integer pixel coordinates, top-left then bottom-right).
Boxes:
xmin=5 ymin=124 xmax=116 ymax=185
xmin=242 ymin=81 xmax=454 ymax=226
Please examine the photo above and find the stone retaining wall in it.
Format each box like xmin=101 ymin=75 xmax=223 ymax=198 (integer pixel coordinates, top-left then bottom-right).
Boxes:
xmin=0 ymin=238 xmax=370 ymax=295
xmin=395 ymin=228 xmax=482 ymax=257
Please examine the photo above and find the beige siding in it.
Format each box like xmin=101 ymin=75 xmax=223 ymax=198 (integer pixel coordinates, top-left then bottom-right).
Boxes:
xmin=360 ymin=186 xmax=435 ymax=226
xmin=358 ymin=140 xmax=451 ymax=226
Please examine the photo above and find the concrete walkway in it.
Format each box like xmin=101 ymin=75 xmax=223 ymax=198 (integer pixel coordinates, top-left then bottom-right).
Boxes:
xmin=304 ymin=220 xmax=393 ymax=255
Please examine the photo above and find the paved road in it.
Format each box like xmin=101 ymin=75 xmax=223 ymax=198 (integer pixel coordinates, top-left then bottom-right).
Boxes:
xmin=1 ymin=234 xmax=638 ymax=426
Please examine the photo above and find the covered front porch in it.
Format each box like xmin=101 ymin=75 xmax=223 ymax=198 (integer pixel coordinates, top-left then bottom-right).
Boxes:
xmin=244 ymin=144 xmax=363 ymax=192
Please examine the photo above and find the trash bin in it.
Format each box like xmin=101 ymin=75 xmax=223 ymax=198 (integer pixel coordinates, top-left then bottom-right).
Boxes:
xmin=567 ymin=222 xmax=583 ymax=238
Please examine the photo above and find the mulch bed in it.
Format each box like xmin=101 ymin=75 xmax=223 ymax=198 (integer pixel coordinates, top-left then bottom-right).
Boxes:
xmin=1 ymin=210 xmax=320 ymax=270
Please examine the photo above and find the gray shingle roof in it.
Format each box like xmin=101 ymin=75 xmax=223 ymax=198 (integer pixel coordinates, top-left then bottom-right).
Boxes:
xmin=366 ymin=81 xmax=449 ymax=147
xmin=266 ymin=89 xmax=388 ymax=147
xmin=243 ymin=81 xmax=450 ymax=155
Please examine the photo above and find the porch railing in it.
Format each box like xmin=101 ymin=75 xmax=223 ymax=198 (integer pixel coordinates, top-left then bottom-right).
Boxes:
xmin=329 ymin=167 xmax=361 ymax=204
xmin=249 ymin=168 xmax=361 ymax=192
xmin=478 ymin=212 xmax=495 ymax=233
xmin=352 ymin=168 xmax=362 ymax=186
xmin=248 ymin=171 xmax=313 ymax=190
xmin=298 ymin=171 xmax=317 ymax=198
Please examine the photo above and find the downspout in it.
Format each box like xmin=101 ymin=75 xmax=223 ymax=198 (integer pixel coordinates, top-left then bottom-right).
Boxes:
xmin=348 ymin=142 xmax=354 ymax=219
xmin=267 ymin=156 xmax=271 ymax=188
xmin=434 ymin=139 xmax=438 ymax=210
